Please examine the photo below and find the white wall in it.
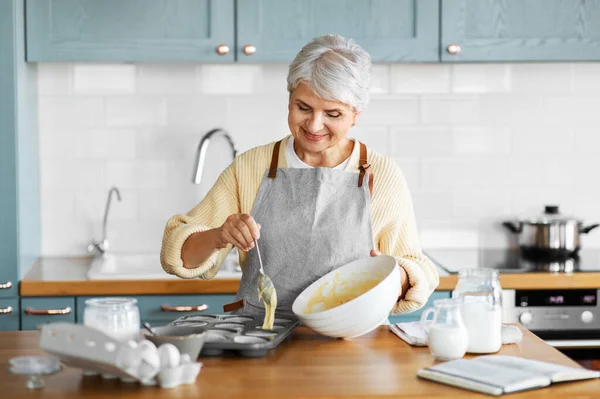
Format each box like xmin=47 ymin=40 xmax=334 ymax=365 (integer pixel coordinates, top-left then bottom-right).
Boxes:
xmin=37 ymin=62 xmax=600 ymax=255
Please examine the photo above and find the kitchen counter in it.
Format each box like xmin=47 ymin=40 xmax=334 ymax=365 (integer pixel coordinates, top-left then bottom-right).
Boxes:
xmin=2 ymin=325 xmax=599 ymax=398
xmin=19 ymin=256 xmax=600 ymax=296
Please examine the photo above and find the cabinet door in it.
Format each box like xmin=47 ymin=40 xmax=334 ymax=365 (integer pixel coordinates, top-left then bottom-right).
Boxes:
xmin=0 ymin=298 xmax=19 ymax=331
xmin=21 ymin=297 xmax=75 ymax=330
xmin=26 ymin=0 xmax=235 ymax=62
xmin=76 ymin=294 xmax=237 ymax=327
xmin=237 ymin=0 xmax=439 ymax=62
xmin=388 ymin=291 xmax=451 ymax=324
xmin=442 ymin=0 xmax=600 ymax=62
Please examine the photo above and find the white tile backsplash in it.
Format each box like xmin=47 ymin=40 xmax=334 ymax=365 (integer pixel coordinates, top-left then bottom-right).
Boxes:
xmin=390 ymin=64 xmax=450 ymax=94
xmin=73 ymin=64 xmax=136 ymax=95
xmin=573 ymin=64 xmax=600 ymax=93
xmin=106 ymin=98 xmax=167 ymax=127
xmin=37 ymin=62 xmax=600 ymax=255
xmin=510 ymin=64 xmax=573 ymax=93
xmin=452 ymin=64 xmax=511 ymax=94
xmin=75 ymin=129 xmax=137 ymax=159
xmin=574 ymin=127 xmax=600 ymax=153
xmin=390 ymin=127 xmax=452 ymax=156
xmin=421 ymin=96 xmax=481 ymax=124
xmin=359 ymin=98 xmax=419 ymax=125
xmin=138 ymin=64 xmax=196 ymax=94
xmin=452 ymin=126 xmax=511 ymax=154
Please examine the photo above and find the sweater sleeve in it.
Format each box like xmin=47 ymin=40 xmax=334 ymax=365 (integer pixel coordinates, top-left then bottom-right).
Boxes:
xmin=374 ymin=164 xmax=439 ymax=315
xmin=160 ymin=162 xmax=240 ymax=280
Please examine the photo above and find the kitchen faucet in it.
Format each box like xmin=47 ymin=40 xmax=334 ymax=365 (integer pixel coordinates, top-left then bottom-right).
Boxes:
xmin=193 ymin=128 xmax=241 ymax=272
xmin=87 ymin=186 xmax=121 ymax=256
xmin=193 ymin=128 xmax=237 ymax=184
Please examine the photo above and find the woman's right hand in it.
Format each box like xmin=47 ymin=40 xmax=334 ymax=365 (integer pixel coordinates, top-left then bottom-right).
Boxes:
xmin=216 ymin=214 xmax=261 ymax=252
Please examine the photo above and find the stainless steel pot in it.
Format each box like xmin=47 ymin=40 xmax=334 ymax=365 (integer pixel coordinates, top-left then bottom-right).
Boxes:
xmin=503 ymin=205 xmax=599 ymax=258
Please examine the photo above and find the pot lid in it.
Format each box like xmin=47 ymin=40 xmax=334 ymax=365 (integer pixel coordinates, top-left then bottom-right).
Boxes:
xmin=521 ymin=205 xmax=581 ymax=225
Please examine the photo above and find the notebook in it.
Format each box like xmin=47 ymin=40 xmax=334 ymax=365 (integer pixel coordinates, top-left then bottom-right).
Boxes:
xmin=417 ymin=355 xmax=600 ymax=396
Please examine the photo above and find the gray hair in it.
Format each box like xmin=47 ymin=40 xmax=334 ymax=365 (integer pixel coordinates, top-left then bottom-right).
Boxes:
xmin=287 ymin=34 xmax=372 ymax=112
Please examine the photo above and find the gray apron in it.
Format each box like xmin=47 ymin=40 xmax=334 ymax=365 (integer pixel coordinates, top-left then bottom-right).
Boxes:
xmin=228 ymin=140 xmax=374 ymax=318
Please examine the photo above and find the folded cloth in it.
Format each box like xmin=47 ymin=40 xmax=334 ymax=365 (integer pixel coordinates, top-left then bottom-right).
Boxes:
xmin=389 ymin=321 xmax=523 ymax=347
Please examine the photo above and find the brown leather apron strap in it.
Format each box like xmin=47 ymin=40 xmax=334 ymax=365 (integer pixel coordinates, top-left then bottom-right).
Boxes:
xmin=223 ymin=299 xmax=245 ymax=313
xmin=358 ymin=142 xmax=373 ymax=196
xmin=268 ymin=140 xmax=282 ymax=178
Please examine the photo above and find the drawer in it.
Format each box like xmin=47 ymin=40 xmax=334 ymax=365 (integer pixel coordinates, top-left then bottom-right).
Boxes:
xmin=388 ymin=291 xmax=451 ymax=324
xmin=76 ymin=294 xmax=237 ymax=327
xmin=0 ymin=298 xmax=19 ymax=330
xmin=21 ymin=297 xmax=75 ymax=330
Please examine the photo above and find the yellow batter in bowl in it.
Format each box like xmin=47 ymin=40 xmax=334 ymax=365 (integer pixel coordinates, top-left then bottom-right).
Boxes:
xmin=304 ymin=271 xmax=383 ymax=314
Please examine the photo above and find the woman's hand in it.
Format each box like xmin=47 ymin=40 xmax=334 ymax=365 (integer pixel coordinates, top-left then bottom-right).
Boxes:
xmin=217 ymin=214 xmax=261 ymax=252
xmin=370 ymin=249 xmax=409 ymax=300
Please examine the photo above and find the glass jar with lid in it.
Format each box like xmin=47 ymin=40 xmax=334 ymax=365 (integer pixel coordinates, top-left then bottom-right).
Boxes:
xmin=452 ymin=268 xmax=503 ymax=354
xmin=83 ymin=297 xmax=140 ymax=342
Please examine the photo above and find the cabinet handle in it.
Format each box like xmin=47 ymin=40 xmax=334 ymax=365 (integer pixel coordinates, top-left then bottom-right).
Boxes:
xmin=447 ymin=44 xmax=461 ymax=55
xmin=24 ymin=307 xmax=72 ymax=316
xmin=0 ymin=306 xmax=13 ymax=314
xmin=243 ymin=45 xmax=257 ymax=56
xmin=161 ymin=304 xmax=208 ymax=312
xmin=216 ymin=44 xmax=230 ymax=55
xmin=0 ymin=281 xmax=12 ymax=289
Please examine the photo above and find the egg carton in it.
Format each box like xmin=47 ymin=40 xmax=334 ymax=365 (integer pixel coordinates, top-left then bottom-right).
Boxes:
xmin=167 ymin=313 xmax=299 ymax=357
xmin=39 ymin=322 xmax=202 ymax=388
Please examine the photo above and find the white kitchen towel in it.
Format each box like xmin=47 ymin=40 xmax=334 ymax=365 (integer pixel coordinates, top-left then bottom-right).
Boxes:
xmin=389 ymin=322 xmax=523 ymax=347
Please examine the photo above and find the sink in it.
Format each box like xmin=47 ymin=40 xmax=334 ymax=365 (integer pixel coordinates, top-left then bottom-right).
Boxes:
xmin=87 ymin=253 xmax=242 ymax=280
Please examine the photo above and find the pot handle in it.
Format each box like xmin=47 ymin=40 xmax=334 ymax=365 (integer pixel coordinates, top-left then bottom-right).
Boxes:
xmin=502 ymin=222 xmax=522 ymax=234
xmin=580 ymin=224 xmax=600 ymax=234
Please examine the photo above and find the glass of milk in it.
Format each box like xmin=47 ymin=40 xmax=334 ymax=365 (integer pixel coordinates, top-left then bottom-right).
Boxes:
xmin=453 ymin=268 xmax=503 ymax=354
xmin=419 ymin=298 xmax=468 ymax=361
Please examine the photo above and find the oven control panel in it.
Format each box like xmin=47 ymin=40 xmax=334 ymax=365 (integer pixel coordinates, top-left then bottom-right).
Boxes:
xmin=503 ymin=289 xmax=600 ymax=331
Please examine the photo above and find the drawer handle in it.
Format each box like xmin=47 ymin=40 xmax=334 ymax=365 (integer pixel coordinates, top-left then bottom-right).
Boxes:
xmin=161 ymin=304 xmax=208 ymax=312
xmin=0 ymin=281 xmax=12 ymax=289
xmin=0 ymin=306 xmax=13 ymax=314
xmin=24 ymin=307 xmax=72 ymax=316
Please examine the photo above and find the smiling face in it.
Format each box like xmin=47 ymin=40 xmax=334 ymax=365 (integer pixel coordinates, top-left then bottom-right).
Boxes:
xmin=287 ymin=82 xmax=359 ymax=158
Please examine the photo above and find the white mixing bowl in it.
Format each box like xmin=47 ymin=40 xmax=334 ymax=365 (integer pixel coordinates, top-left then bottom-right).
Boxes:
xmin=292 ymin=255 xmax=401 ymax=339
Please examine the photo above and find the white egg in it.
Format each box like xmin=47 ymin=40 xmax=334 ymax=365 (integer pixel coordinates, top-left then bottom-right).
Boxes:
xmin=138 ymin=340 xmax=160 ymax=370
xmin=116 ymin=344 xmax=141 ymax=370
xmin=158 ymin=343 xmax=181 ymax=369
xmin=180 ymin=353 xmax=191 ymax=364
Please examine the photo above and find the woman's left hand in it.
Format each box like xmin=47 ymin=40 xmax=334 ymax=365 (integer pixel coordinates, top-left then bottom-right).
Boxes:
xmin=370 ymin=249 xmax=409 ymax=300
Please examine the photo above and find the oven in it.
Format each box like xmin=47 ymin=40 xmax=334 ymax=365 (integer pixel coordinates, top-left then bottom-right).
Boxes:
xmin=502 ymin=289 xmax=600 ymax=361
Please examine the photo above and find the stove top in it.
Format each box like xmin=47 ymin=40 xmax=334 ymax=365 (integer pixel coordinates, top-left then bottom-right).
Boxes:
xmin=424 ymin=248 xmax=600 ymax=274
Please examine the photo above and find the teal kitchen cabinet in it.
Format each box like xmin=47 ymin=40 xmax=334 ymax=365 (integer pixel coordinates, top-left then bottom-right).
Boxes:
xmin=26 ymin=0 xmax=235 ymax=62
xmin=441 ymin=0 xmax=600 ymax=62
xmin=21 ymin=297 xmax=75 ymax=330
xmin=0 ymin=0 xmax=40 ymax=311
xmin=0 ymin=299 xmax=20 ymax=331
xmin=388 ymin=291 xmax=451 ymax=324
xmin=237 ymin=0 xmax=440 ymax=62
xmin=76 ymin=294 xmax=237 ymax=327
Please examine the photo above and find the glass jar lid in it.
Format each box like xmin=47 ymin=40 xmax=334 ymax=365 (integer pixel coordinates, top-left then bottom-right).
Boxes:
xmin=84 ymin=297 xmax=138 ymax=310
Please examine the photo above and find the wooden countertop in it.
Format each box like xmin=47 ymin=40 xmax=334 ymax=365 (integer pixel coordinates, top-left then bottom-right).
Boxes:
xmin=1 ymin=325 xmax=599 ymax=398
xmin=19 ymin=257 xmax=600 ymax=297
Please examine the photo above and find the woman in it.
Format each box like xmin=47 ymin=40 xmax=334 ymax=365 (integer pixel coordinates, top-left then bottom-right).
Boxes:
xmin=160 ymin=34 xmax=439 ymax=317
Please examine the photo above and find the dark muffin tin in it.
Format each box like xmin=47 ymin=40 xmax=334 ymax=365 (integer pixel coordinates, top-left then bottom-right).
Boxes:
xmin=167 ymin=313 xmax=299 ymax=358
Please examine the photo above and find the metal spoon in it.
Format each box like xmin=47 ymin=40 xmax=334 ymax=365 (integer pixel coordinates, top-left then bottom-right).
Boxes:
xmin=142 ymin=322 xmax=155 ymax=336
xmin=255 ymin=239 xmax=277 ymax=329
